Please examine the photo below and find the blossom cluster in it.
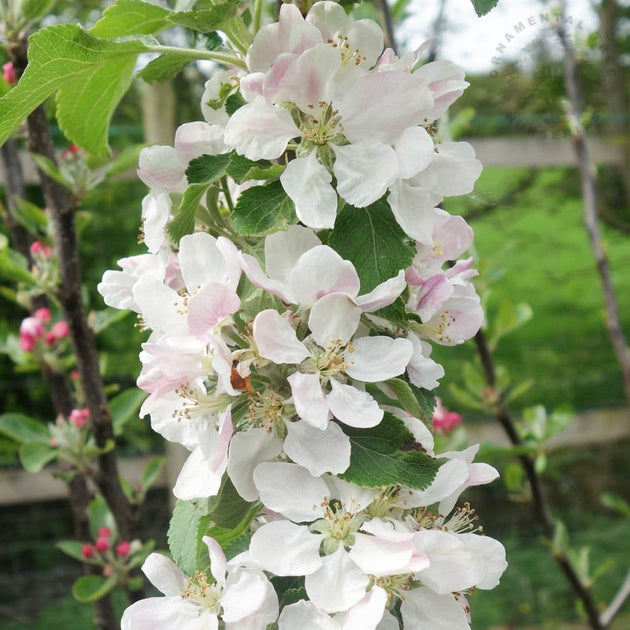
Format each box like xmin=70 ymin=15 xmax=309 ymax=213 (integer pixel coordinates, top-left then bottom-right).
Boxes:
xmin=98 ymin=3 xmax=506 ymax=628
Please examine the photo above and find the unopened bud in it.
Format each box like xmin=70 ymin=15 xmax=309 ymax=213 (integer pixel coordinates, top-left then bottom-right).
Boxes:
xmin=116 ymin=541 xmax=131 ymax=558
xmin=97 ymin=527 xmax=112 ymax=539
xmin=69 ymin=408 xmax=89 ymax=428
xmin=34 ymin=307 xmax=52 ymax=324
xmin=51 ymin=321 xmax=70 ymax=339
xmin=81 ymin=544 xmax=95 ymax=559
xmin=2 ymin=62 xmax=16 ymax=86
xmin=95 ymin=537 xmax=109 ymax=553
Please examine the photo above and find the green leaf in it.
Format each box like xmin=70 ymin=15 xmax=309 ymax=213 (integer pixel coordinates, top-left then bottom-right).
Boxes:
xmin=137 ymin=53 xmax=192 ymax=84
xmin=56 ymin=540 xmax=100 ymax=565
xmin=340 ymin=413 xmax=439 ymax=489
xmin=410 ymin=385 xmax=436 ymax=424
xmin=226 ymin=153 xmax=284 ymax=184
xmin=11 ymin=198 xmax=48 ymax=234
xmin=101 ymin=144 xmax=146 ymax=179
xmin=0 ymin=413 xmax=50 ymax=443
xmin=88 ymin=307 xmax=131 ymax=334
xmin=0 ymin=24 xmax=150 ymax=158
xmin=72 ymin=575 xmax=117 ymax=603
xmin=232 ymin=180 xmax=297 ymax=236
xmin=168 ymin=499 xmax=215 ymax=576
xmin=470 ymin=0 xmax=499 ymax=16
xmin=0 ymin=247 xmax=36 ymax=286
xmin=30 ymin=153 xmax=69 ymax=187
xmin=488 ymin=299 xmax=532 ymax=351
xmin=19 ymin=0 xmax=57 ymax=22
xmin=600 ymin=492 xmax=630 ymax=518
xmin=109 ymin=388 xmax=147 ymax=434
xmin=552 ymin=518 xmax=569 ymax=556
xmin=210 ymin=477 xmax=259 ymax=529
xmin=166 ymin=153 xmax=232 ymax=242
xmin=19 ymin=441 xmax=57 ymax=472
xmin=383 ymin=378 xmax=422 ymax=419
xmin=88 ymin=495 xmax=118 ymax=541
xmin=140 ymin=456 xmax=165 ymax=490
xmin=327 ymin=198 xmax=415 ymax=292
xmin=186 ymin=153 xmax=232 ymax=184
xmin=90 ymin=0 xmax=171 ymax=37
xmin=167 ymin=2 xmax=239 ymax=32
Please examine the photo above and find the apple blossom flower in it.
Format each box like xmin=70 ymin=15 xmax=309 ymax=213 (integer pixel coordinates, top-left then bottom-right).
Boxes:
xmin=121 ymin=537 xmax=278 ymax=630
xmin=432 ymin=397 xmax=462 ymax=433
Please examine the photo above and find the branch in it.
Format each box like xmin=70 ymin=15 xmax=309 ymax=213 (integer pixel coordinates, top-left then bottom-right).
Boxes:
xmin=555 ymin=0 xmax=630 ymax=404
xmin=376 ymin=0 xmax=398 ymax=55
xmin=474 ymin=329 xmax=605 ymax=630
xmin=600 ymin=569 xmax=630 ymax=627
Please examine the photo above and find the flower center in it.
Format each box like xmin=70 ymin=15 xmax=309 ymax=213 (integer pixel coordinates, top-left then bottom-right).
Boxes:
xmin=171 ymin=382 xmax=230 ymax=422
xmin=248 ymin=388 xmax=286 ymax=432
xmin=327 ymin=34 xmax=367 ymax=67
xmin=181 ymin=571 xmax=222 ymax=613
xmin=312 ymin=338 xmax=354 ymax=380
xmin=298 ymin=102 xmax=345 ymax=148
xmin=372 ymin=573 xmax=415 ymax=604
xmin=310 ymin=497 xmax=364 ymax=553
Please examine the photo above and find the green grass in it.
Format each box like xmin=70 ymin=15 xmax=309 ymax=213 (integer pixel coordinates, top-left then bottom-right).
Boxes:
xmin=439 ymin=166 xmax=630 ymax=413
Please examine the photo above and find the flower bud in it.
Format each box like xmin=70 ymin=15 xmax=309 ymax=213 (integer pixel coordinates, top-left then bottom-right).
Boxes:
xmin=34 ymin=307 xmax=52 ymax=324
xmin=95 ymin=537 xmax=110 ymax=553
xmin=69 ymin=408 xmax=89 ymax=428
xmin=19 ymin=316 xmax=44 ymax=351
xmin=30 ymin=241 xmax=52 ymax=257
xmin=81 ymin=544 xmax=95 ymax=559
xmin=45 ymin=331 xmax=57 ymax=346
xmin=51 ymin=321 xmax=70 ymax=339
xmin=116 ymin=541 xmax=131 ymax=558
xmin=432 ymin=397 xmax=462 ymax=434
xmin=2 ymin=62 xmax=16 ymax=86
xmin=97 ymin=527 xmax=112 ymax=538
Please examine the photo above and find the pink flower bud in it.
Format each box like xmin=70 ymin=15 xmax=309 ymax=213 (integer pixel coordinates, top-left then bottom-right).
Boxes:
xmin=19 ymin=317 xmax=44 ymax=350
xmin=70 ymin=370 xmax=80 ymax=380
xmin=97 ymin=527 xmax=111 ymax=539
xmin=2 ymin=62 xmax=16 ymax=86
xmin=432 ymin=397 xmax=462 ymax=434
xmin=81 ymin=544 xmax=95 ymax=559
xmin=95 ymin=537 xmax=109 ymax=553
xmin=61 ymin=143 xmax=83 ymax=160
xmin=29 ymin=241 xmax=52 ymax=257
xmin=103 ymin=565 xmax=114 ymax=577
xmin=69 ymin=408 xmax=89 ymax=428
xmin=51 ymin=321 xmax=70 ymax=339
xmin=115 ymin=541 xmax=131 ymax=558
xmin=34 ymin=307 xmax=52 ymax=324
xmin=49 ymin=438 xmax=59 ymax=447
xmin=45 ymin=331 xmax=57 ymax=346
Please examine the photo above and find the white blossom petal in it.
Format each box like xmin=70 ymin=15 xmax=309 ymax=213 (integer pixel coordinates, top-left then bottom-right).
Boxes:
xmin=253 ymin=310 xmax=309 ymax=364
xmin=327 ymin=379 xmax=382 ymax=428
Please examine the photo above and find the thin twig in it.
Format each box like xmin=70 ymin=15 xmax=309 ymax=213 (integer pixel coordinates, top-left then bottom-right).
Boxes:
xmin=376 ymin=0 xmax=398 ymax=55
xmin=600 ymin=569 xmax=630 ymax=627
xmin=555 ymin=0 xmax=630 ymax=404
xmin=474 ymin=329 xmax=605 ymax=630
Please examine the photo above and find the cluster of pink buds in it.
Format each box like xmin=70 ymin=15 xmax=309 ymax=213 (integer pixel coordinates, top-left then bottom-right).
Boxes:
xmin=18 ymin=307 xmax=69 ymax=352
xmin=2 ymin=61 xmax=16 ymax=86
xmin=30 ymin=241 xmax=52 ymax=258
xmin=81 ymin=527 xmax=132 ymax=560
xmin=68 ymin=407 xmax=90 ymax=428
xmin=61 ymin=143 xmax=84 ymax=160
xmin=432 ymin=397 xmax=463 ymax=434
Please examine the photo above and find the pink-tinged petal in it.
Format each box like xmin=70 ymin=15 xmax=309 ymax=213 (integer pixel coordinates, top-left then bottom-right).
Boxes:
xmin=388 ymin=181 xmax=440 ymax=245
xmin=222 ymin=568 xmax=275 ymax=623
xmin=345 ymin=336 xmax=413 ymax=382
xmin=141 ymin=192 xmax=170 ymax=254
xmin=280 ymin=154 xmax=338 ymax=230
xmin=457 ymin=533 xmax=507 ymax=590
xmin=254 ymin=462 xmax=328 ymax=522
xmin=240 ymin=252 xmax=294 ymax=303
xmin=137 ymin=145 xmax=186 ymax=192
xmin=290 ymin=247 xmax=360 ymax=306
xmin=305 ymin=548 xmax=369 ymax=613
xmin=179 ymin=232 xmax=240 ymax=292
xmin=173 ymin=443 xmax=225 ymax=500
xmin=264 ymin=225 xmax=322 ymax=284
xmin=415 ymin=208 xmax=473 ymax=266
xmin=415 ymin=59 xmax=469 ymax=121
xmin=394 ymin=126 xmax=435 ymax=180
xmin=284 ymin=419 xmax=350 ymax=476
xmin=253 ymin=310 xmax=309 ymax=364
xmin=250 ymin=521 xmax=323 ymax=576
xmin=333 ymin=140 xmax=398 ymax=208
xmin=288 ymin=371 xmax=331 ymax=430
xmin=405 ymin=458 xmax=469 ymax=508
xmin=98 ymin=269 xmax=139 ymax=312
xmin=279 ymin=600 xmax=339 ymax=630
xmin=412 ymin=274 xmax=453 ymax=322
xmin=203 ymin=536 xmax=227 ymax=588
xmin=413 ymin=530 xmax=485 ymax=594
xmin=121 ymin=596 xmax=212 ymax=630
xmin=342 ymin=586 xmax=388 ymax=630
xmin=355 ymin=271 xmax=405 ymax=312
xmin=422 ymin=141 xmax=482 ymax=197
xmin=327 ymin=380 xmax=382 ymax=428
xmin=133 ymin=276 xmax=187 ymax=335
xmin=141 ymin=553 xmax=186 ymax=596
xmin=239 ymin=71 xmax=265 ymax=101
xmin=308 ymin=294 xmax=361 ymax=347
xmin=175 ymin=121 xmax=227 ymax=163
xmin=338 ymin=72 xmax=433 ymax=144
xmin=274 ymin=44 xmax=340 ymax=111
xmin=406 ymin=333 xmax=445 ymax=391
xmin=400 ymin=588 xmax=469 ymax=630
xmin=227 ymin=429 xmax=283 ymax=502
xmin=421 ymin=291 xmax=484 ymax=346
xmin=187 ymin=283 xmax=240 ymax=340
xmin=224 ymin=99 xmax=298 ymax=160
